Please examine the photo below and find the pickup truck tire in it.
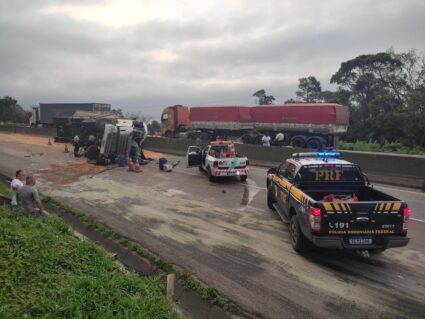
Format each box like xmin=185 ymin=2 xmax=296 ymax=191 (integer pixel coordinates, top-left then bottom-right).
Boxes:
xmin=240 ymin=175 xmax=247 ymax=182
xmin=267 ymin=187 xmax=276 ymax=210
xmin=290 ymin=215 xmax=309 ymax=252
xmin=208 ymin=167 xmax=216 ymax=182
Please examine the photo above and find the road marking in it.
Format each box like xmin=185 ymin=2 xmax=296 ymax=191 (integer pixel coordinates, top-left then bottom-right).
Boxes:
xmin=374 ymin=184 xmax=425 ymax=196
xmin=411 ymin=218 xmax=425 ymax=223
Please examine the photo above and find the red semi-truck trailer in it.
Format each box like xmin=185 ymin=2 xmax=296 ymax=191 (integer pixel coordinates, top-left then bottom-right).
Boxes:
xmin=160 ymin=104 xmax=349 ymax=149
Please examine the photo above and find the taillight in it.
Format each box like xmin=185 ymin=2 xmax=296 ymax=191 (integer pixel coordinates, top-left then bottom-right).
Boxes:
xmin=309 ymin=207 xmax=322 ymax=232
xmin=213 ymin=161 xmax=218 ymax=167
xmin=402 ymin=207 xmax=410 ymax=232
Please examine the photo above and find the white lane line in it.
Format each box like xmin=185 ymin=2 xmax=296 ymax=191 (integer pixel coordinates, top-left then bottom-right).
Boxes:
xmin=411 ymin=218 xmax=425 ymax=223
xmin=374 ymin=184 xmax=425 ymax=196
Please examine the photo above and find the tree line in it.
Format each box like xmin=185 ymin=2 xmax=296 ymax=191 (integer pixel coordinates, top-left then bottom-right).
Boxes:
xmin=0 ymin=96 xmax=31 ymax=123
xmin=254 ymin=49 xmax=425 ymax=148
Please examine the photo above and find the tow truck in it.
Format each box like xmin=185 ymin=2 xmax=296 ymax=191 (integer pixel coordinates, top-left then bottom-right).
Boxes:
xmin=266 ymin=151 xmax=410 ymax=253
xmin=186 ymin=140 xmax=249 ymax=182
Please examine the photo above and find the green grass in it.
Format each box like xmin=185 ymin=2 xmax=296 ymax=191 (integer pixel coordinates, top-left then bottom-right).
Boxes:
xmin=0 ymin=205 xmax=182 ymax=319
xmin=0 ymin=182 xmax=11 ymax=197
xmin=48 ymin=200 xmax=239 ymax=314
xmin=338 ymin=140 xmax=425 ymax=155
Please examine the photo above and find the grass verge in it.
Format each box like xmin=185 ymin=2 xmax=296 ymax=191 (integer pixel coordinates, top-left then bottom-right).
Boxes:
xmin=0 ymin=204 xmax=182 ymax=319
xmin=45 ymin=198 xmax=240 ymax=314
xmin=338 ymin=140 xmax=425 ymax=155
xmin=0 ymin=182 xmax=11 ymax=197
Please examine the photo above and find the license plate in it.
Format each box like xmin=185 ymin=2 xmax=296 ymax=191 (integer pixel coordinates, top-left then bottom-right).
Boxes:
xmin=349 ymin=236 xmax=372 ymax=245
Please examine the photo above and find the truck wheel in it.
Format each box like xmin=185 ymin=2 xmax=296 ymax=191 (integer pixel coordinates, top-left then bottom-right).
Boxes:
xmin=291 ymin=136 xmax=306 ymax=148
xmin=306 ymin=138 xmax=322 ymax=150
xmin=241 ymin=134 xmax=254 ymax=144
xmin=240 ymin=175 xmax=247 ymax=182
xmin=290 ymin=215 xmax=309 ymax=252
xmin=85 ymin=145 xmax=99 ymax=160
xmin=267 ymin=187 xmax=276 ymax=210
xmin=254 ymin=134 xmax=264 ymax=145
xmin=208 ymin=167 xmax=216 ymax=182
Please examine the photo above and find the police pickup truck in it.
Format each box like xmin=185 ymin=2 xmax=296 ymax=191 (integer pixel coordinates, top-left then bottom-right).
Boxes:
xmin=186 ymin=140 xmax=249 ymax=182
xmin=267 ymin=152 xmax=410 ymax=253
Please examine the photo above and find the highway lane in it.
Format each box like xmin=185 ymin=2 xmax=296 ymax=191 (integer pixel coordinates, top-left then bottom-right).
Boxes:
xmin=1 ymin=134 xmax=425 ymax=319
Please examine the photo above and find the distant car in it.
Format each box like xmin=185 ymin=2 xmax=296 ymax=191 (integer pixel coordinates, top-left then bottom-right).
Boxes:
xmin=186 ymin=141 xmax=249 ymax=182
xmin=267 ymin=151 xmax=410 ymax=253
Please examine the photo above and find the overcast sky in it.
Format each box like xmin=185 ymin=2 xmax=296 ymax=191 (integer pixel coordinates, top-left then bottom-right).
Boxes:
xmin=1 ymin=0 xmax=424 ymax=119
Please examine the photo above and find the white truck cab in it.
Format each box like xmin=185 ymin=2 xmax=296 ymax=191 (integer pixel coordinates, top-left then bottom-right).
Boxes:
xmin=186 ymin=141 xmax=249 ymax=182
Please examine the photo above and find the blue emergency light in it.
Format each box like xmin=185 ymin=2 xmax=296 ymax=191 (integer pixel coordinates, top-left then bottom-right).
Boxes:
xmin=292 ymin=151 xmax=342 ymax=159
xmin=316 ymin=151 xmax=341 ymax=158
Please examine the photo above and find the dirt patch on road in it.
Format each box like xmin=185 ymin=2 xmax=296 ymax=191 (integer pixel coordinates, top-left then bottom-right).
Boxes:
xmin=39 ymin=162 xmax=109 ymax=184
xmin=0 ymin=132 xmax=71 ymax=151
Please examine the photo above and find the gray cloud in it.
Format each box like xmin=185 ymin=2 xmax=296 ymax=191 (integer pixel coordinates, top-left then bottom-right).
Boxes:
xmin=0 ymin=0 xmax=424 ymax=119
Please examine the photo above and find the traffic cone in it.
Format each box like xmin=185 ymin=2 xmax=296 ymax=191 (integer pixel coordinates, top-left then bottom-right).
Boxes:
xmin=47 ymin=138 xmax=52 ymax=146
xmin=134 ymin=163 xmax=142 ymax=173
xmin=64 ymin=145 xmax=69 ymax=153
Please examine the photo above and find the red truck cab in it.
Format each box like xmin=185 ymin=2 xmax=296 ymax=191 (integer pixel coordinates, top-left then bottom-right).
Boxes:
xmin=160 ymin=105 xmax=190 ymax=137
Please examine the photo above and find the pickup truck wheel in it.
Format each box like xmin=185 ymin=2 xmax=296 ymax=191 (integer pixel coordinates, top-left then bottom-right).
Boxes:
xmin=267 ymin=187 xmax=276 ymax=210
xmin=208 ymin=167 xmax=216 ymax=182
xmin=240 ymin=175 xmax=247 ymax=182
xmin=290 ymin=215 xmax=308 ymax=252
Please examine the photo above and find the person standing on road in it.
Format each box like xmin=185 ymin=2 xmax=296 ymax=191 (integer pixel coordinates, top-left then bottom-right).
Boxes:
xmin=17 ymin=175 xmax=49 ymax=217
xmin=129 ymin=138 xmax=140 ymax=164
xmin=73 ymin=136 xmax=80 ymax=158
xmin=262 ymin=134 xmax=271 ymax=147
xmin=273 ymin=132 xmax=285 ymax=146
xmin=10 ymin=169 xmax=26 ymax=207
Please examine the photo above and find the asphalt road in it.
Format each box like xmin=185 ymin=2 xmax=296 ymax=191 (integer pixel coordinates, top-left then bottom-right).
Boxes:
xmin=1 ymin=134 xmax=425 ymax=319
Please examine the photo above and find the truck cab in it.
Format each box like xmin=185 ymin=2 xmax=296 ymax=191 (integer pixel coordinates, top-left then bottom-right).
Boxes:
xmin=160 ymin=105 xmax=190 ymax=137
xmin=266 ymin=152 xmax=410 ymax=253
xmin=186 ymin=141 xmax=249 ymax=182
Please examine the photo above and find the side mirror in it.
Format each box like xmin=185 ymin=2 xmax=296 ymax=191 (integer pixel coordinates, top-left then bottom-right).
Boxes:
xmin=363 ymin=173 xmax=371 ymax=186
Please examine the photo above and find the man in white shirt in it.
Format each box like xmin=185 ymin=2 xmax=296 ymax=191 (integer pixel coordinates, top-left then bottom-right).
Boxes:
xmin=10 ymin=169 xmax=26 ymax=206
xmin=273 ymin=132 xmax=285 ymax=146
xmin=262 ymin=135 xmax=271 ymax=147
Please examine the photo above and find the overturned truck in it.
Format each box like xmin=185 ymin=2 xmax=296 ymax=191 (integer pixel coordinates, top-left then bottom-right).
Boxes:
xmin=54 ymin=113 xmax=147 ymax=164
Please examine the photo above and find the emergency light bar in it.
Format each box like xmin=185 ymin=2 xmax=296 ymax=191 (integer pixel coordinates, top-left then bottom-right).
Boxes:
xmin=292 ymin=151 xmax=342 ymax=159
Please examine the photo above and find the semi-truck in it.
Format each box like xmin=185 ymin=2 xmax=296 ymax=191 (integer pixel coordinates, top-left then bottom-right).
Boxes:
xmin=30 ymin=103 xmax=111 ymax=126
xmin=160 ymin=104 xmax=349 ymax=149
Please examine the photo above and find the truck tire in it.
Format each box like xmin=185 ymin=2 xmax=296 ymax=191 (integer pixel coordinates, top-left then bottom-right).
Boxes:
xmin=267 ymin=186 xmax=276 ymax=210
xmin=241 ymin=134 xmax=254 ymax=144
xmin=240 ymin=175 xmax=247 ymax=182
xmin=291 ymin=135 xmax=306 ymax=148
xmin=254 ymin=134 xmax=264 ymax=145
xmin=290 ymin=214 xmax=309 ymax=252
xmin=208 ymin=167 xmax=216 ymax=182
xmin=306 ymin=137 xmax=323 ymax=150
xmin=85 ymin=145 xmax=99 ymax=160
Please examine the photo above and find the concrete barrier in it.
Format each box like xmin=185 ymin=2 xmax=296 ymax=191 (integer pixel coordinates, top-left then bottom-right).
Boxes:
xmin=144 ymin=136 xmax=425 ymax=189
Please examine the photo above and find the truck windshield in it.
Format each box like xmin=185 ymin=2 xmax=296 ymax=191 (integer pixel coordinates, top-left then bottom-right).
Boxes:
xmin=161 ymin=113 xmax=168 ymax=126
xmin=299 ymin=165 xmax=363 ymax=183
